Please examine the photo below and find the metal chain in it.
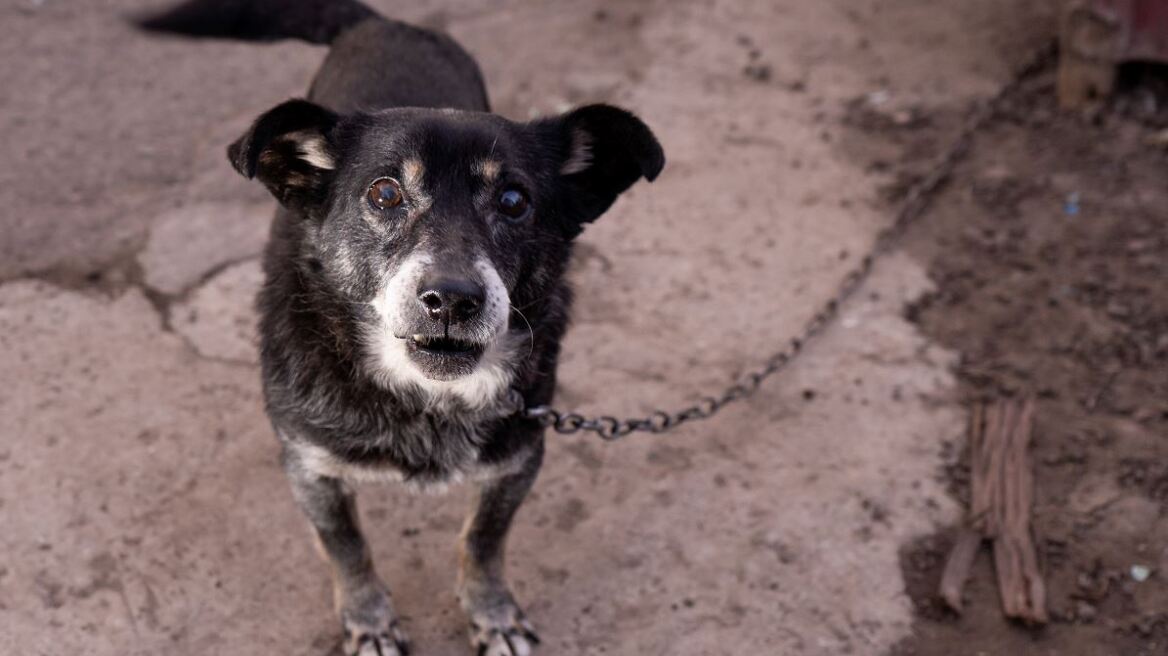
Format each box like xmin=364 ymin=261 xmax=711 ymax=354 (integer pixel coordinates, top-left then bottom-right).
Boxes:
xmin=519 ymin=44 xmax=1056 ymax=440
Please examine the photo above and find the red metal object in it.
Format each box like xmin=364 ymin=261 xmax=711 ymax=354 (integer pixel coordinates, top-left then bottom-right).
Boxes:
xmin=1089 ymin=0 xmax=1168 ymax=63
xmin=1058 ymin=0 xmax=1168 ymax=106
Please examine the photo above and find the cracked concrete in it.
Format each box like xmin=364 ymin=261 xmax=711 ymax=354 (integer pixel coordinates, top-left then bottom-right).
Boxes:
xmin=170 ymin=258 xmax=263 ymax=365
xmin=0 ymin=0 xmax=1054 ymax=654
xmin=137 ymin=202 xmax=269 ymax=297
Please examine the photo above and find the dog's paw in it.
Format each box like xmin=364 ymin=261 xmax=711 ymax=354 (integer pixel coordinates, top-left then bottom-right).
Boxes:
xmin=465 ymin=598 xmax=540 ymax=656
xmin=340 ymin=590 xmax=410 ymax=656
xmin=469 ymin=619 xmax=539 ymax=656
xmin=344 ymin=628 xmax=410 ymax=656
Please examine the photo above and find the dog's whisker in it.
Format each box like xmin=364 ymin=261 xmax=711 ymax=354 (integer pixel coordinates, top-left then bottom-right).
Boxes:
xmin=510 ymin=304 xmax=536 ymax=361
xmin=514 ymin=295 xmax=549 ymax=312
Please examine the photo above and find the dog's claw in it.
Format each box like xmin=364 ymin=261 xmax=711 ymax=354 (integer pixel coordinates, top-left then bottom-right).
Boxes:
xmin=472 ymin=628 xmax=535 ymax=656
xmin=351 ymin=630 xmax=409 ymax=656
xmin=519 ymin=618 xmax=540 ymax=644
xmin=468 ymin=614 xmax=538 ymax=656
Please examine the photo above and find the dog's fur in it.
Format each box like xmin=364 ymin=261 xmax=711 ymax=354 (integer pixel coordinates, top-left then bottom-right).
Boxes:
xmin=138 ymin=2 xmax=664 ymax=654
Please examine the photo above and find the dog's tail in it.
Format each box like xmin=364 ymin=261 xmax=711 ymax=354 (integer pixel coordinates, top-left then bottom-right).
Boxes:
xmin=135 ymin=0 xmax=378 ymax=45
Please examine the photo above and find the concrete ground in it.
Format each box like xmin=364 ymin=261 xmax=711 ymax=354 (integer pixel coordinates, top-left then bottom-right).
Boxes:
xmin=0 ymin=1 xmax=1054 ymax=654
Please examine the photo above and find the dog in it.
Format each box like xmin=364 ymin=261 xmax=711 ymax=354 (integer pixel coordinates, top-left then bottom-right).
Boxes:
xmin=138 ymin=1 xmax=664 ymax=654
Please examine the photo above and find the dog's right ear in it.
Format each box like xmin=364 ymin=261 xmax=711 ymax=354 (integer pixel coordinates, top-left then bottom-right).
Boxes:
xmin=228 ymin=99 xmax=340 ymax=216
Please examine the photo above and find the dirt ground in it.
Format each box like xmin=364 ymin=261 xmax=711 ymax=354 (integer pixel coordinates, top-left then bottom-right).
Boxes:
xmin=868 ymin=67 xmax=1168 ymax=655
xmin=5 ymin=0 xmax=1164 ymax=655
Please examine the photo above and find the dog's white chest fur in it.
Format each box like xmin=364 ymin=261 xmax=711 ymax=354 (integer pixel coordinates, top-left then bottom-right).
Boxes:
xmin=289 ymin=438 xmax=521 ymax=491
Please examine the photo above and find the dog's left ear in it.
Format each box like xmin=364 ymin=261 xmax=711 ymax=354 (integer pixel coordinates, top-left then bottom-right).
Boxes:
xmin=543 ymin=104 xmax=665 ymax=225
xmin=227 ymin=99 xmax=340 ymax=217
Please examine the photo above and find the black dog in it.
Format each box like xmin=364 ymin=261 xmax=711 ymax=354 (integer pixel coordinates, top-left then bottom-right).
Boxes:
xmin=139 ymin=1 xmax=663 ymax=654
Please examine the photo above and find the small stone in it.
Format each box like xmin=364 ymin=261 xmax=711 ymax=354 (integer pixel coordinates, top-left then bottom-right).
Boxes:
xmin=1130 ymin=565 xmax=1151 ymax=582
xmin=743 ymin=63 xmax=772 ymax=82
xmin=1146 ymin=128 xmax=1168 ymax=146
xmin=891 ymin=109 xmax=914 ymax=126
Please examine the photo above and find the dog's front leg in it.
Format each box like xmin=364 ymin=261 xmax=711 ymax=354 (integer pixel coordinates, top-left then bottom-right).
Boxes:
xmin=457 ymin=439 xmax=544 ymax=656
xmin=283 ymin=448 xmax=410 ymax=656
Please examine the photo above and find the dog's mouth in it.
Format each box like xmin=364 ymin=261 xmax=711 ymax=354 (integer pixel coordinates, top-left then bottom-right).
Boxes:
xmin=408 ymin=334 xmax=483 ymax=355
xmin=403 ymin=334 xmax=487 ymax=380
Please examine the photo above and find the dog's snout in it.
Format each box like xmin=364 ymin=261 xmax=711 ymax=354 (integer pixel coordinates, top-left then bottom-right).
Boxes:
xmin=417 ymin=277 xmax=485 ymax=324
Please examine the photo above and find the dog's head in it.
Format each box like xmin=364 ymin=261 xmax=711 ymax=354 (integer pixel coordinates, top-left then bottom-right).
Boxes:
xmin=229 ymin=100 xmax=663 ymax=406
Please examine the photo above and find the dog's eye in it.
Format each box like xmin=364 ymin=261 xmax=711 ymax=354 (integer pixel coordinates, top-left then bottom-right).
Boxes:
xmin=367 ymin=178 xmax=403 ymax=210
xmin=497 ymin=188 xmax=530 ymax=221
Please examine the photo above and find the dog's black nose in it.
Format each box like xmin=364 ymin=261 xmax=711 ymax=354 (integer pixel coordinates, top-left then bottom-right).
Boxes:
xmin=417 ymin=277 xmax=485 ymax=324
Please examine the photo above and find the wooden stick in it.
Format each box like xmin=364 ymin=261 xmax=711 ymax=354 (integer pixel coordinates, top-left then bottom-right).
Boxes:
xmin=1001 ymin=398 xmax=1047 ymax=624
xmin=990 ymin=397 xmax=1047 ymax=624
xmin=939 ymin=527 xmax=983 ymax=613
xmin=939 ymin=397 xmax=1047 ymax=624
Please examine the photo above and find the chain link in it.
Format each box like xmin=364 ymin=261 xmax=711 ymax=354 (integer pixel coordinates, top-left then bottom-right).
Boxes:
xmin=520 ymin=44 xmax=1055 ymax=440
